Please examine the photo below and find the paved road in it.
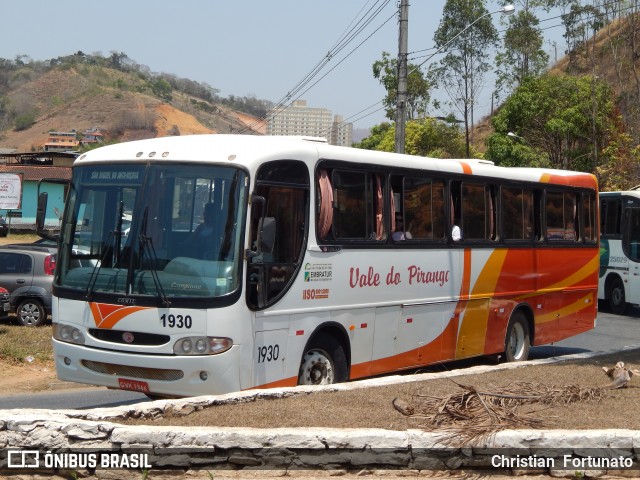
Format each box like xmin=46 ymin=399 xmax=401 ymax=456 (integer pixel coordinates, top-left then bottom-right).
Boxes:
xmin=1 ymin=302 xmax=637 ymax=410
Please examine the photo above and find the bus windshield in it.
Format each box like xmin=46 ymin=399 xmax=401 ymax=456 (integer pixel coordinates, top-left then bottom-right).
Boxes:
xmin=56 ymin=163 xmax=248 ymax=303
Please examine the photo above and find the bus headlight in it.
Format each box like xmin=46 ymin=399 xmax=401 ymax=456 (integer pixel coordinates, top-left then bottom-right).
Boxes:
xmin=53 ymin=323 xmax=86 ymax=345
xmin=173 ymin=337 xmax=233 ymax=355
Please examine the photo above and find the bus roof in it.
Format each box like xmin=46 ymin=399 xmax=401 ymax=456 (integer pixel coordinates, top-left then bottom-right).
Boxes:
xmin=74 ymin=134 xmax=597 ymax=189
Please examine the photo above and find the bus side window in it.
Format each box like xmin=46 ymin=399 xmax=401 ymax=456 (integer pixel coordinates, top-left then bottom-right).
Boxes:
xmin=601 ymin=198 xmax=622 ymax=237
xmin=332 ymin=170 xmax=386 ymax=242
xmin=399 ymin=176 xmax=445 ymax=240
xmin=581 ymin=192 xmax=597 ymax=243
xmin=460 ymin=181 xmax=497 ymax=241
xmin=503 ymin=186 xmax=535 ymax=241
xmin=545 ymin=191 xmax=578 ymax=241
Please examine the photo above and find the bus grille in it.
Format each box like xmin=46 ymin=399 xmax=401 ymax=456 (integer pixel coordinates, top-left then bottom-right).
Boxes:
xmin=82 ymin=360 xmax=184 ymax=381
xmin=88 ymin=328 xmax=170 ymax=346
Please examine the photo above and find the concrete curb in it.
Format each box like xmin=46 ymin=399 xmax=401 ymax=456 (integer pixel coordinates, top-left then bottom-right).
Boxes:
xmin=1 ymin=346 xmax=638 ymax=476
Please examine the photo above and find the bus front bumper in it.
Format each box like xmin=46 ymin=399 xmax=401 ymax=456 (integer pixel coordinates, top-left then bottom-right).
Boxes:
xmin=53 ymin=338 xmax=241 ymax=398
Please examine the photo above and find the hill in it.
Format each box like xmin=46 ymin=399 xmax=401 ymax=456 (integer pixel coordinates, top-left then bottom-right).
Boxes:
xmin=0 ymin=55 xmax=267 ymax=151
xmin=471 ymin=13 xmax=640 ymax=157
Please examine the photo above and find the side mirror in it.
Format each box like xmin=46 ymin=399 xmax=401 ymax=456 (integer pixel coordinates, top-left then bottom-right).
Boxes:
xmin=36 ymin=192 xmax=48 ymax=231
xmin=36 ymin=192 xmax=59 ymax=242
xmin=258 ymin=216 xmax=276 ymax=254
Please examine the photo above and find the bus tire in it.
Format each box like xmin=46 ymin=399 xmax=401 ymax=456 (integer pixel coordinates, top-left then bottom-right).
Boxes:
xmin=298 ymin=332 xmax=348 ymax=386
xmin=504 ymin=312 xmax=530 ymax=362
xmin=608 ymin=277 xmax=627 ymax=315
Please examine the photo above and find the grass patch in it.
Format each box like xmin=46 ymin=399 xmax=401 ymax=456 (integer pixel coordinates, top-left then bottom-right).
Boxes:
xmin=0 ymin=323 xmax=53 ymax=364
xmin=0 ymin=234 xmax=54 ymax=364
xmin=0 ymin=232 xmax=41 ymax=244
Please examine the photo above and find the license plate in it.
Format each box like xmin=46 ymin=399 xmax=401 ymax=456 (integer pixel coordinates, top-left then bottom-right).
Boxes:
xmin=118 ymin=378 xmax=150 ymax=393
xmin=3 ymin=303 xmax=9 ymax=312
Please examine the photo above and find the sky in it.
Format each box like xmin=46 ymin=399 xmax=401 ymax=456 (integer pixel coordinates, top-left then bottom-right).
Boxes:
xmin=1 ymin=1 xmax=567 ymax=132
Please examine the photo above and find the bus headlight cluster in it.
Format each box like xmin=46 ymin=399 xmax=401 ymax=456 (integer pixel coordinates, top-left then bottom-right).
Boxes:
xmin=53 ymin=323 xmax=85 ymax=345
xmin=173 ymin=336 xmax=233 ymax=355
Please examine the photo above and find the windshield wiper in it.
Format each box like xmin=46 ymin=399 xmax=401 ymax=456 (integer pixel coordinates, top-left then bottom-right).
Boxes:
xmin=137 ymin=207 xmax=171 ymax=307
xmin=84 ymin=231 xmax=115 ymax=301
xmin=84 ymin=202 xmax=126 ymax=301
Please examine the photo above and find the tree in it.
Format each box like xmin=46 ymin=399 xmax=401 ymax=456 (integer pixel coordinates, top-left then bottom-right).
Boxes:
xmin=429 ymin=0 xmax=499 ymax=157
xmin=560 ymin=0 xmax=605 ymax=70
xmin=597 ymin=116 xmax=640 ymax=190
xmin=150 ymin=78 xmax=173 ymax=102
xmin=485 ymin=73 xmax=616 ymax=173
xmin=372 ymin=52 xmax=431 ymax=121
xmin=494 ymin=4 xmax=549 ymax=101
xmin=354 ymin=118 xmax=472 ymax=158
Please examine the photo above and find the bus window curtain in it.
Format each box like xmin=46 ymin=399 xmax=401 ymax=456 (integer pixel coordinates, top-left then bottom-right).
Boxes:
xmin=317 ymin=169 xmax=333 ymax=240
xmin=390 ymin=187 xmax=396 ymax=233
xmin=375 ymin=174 xmax=384 ymax=240
xmin=489 ymin=188 xmax=495 ymax=240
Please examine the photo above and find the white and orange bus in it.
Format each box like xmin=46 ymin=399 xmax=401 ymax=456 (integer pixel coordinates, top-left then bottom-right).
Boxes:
xmin=39 ymin=135 xmax=599 ymax=398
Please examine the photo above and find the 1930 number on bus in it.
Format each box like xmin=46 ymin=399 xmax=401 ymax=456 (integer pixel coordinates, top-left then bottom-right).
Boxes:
xmin=257 ymin=344 xmax=279 ymax=363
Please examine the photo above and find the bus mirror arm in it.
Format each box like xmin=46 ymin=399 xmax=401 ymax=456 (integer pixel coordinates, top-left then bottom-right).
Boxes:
xmin=36 ymin=191 xmax=59 ymax=242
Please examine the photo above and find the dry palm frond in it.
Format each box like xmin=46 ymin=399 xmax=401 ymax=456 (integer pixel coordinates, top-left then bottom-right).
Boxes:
xmin=393 ymin=380 xmax=604 ymax=446
xmin=601 ymin=361 xmax=640 ymax=389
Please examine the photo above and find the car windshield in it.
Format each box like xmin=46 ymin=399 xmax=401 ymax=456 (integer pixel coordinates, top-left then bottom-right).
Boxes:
xmin=56 ymin=163 xmax=248 ymax=304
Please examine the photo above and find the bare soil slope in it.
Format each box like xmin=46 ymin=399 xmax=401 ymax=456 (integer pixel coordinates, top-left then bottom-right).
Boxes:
xmin=0 ymin=66 xmax=260 ymax=151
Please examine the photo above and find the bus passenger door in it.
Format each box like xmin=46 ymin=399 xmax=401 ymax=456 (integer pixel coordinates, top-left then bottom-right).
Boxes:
xmin=395 ymin=304 xmax=444 ymax=370
xmin=252 ymin=313 xmax=290 ymax=388
xmin=369 ymin=306 xmax=399 ymax=375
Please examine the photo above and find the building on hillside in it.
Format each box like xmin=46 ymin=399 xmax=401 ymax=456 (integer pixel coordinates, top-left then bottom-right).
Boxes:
xmin=43 ymin=131 xmax=79 ymax=152
xmin=80 ymin=127 xmax=106 ymax=147
xmin=266 ymin=100 xmax=353 ymax=147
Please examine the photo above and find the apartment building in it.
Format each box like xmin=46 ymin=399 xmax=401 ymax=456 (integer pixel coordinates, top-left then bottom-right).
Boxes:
xmin=43 ymin=131 xmax=79 ymax=152
xmin=266 ymin=100 xmax=353 ymax=147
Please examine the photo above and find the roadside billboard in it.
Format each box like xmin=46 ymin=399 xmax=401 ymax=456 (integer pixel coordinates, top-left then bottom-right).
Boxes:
xmin=0 ymin=173 xmax=22 ymax=210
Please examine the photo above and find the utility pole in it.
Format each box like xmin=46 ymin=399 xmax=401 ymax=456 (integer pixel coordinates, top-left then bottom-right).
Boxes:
xmin=394 ymin=0 xmax=409 ymax=154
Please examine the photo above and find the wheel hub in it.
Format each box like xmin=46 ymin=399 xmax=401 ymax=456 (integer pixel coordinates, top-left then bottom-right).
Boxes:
xmin=300 ymin=351 xmax=334 ymax=385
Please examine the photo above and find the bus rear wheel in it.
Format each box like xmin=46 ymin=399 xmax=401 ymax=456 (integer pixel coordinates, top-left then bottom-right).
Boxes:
xmin=608 ymin=277 xmax=627 ymax=315
xmin=504 ymin=312 xmax=530 ymax=362
xmin=298 ymin=332 xmax=348 ymax=386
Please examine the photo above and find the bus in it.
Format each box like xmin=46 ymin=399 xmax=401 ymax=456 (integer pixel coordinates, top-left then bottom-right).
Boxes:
xmin=39 ymin=135 xmax=599 ymax=398
xmin=598 ymin=189 xmax=640 ymax=314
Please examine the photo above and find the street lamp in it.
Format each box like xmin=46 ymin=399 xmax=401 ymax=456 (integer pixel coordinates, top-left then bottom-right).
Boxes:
xmin=507 ymin=131 xmax=531 ymax=147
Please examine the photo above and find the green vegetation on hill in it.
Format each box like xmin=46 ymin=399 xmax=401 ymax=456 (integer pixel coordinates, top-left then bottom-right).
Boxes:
xmin=0 ymin=51 xmax=272 ymax=149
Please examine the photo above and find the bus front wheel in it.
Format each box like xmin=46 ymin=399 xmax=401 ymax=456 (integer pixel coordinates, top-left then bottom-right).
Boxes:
xmin=608 ymin=277 xmax=627 ymax=315
xmin=504 ymin=312 xmax=530 ymax=362
xmin=298 ymin=332 xmax=348 ymax=386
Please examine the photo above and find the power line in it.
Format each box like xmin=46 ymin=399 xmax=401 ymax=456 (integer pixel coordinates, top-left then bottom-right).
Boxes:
xmin=338 ymin=0 xmax=632 ymax=134
xmin=237 ymin=0 xmax=395 ymax=134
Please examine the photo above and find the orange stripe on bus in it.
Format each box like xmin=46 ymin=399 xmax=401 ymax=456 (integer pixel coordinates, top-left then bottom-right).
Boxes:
xmin=89 ymin=302 xmax=150 ymax=329
xmin=458 ymin=161 xmax=472 ymax=174
xmin=456 ymin=249 xmax=508 ymax=359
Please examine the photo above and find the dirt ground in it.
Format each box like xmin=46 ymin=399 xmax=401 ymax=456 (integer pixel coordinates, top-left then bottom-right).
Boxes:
xmin=123 ymin=348 xmax=640 ymax=433
xmin=0 ymin=360 xmax=57 ymax=394
xmin=1 ymin=352 xmax=639 ymax=480
xmin=1 ymin=336 xmax=640 ymax=435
